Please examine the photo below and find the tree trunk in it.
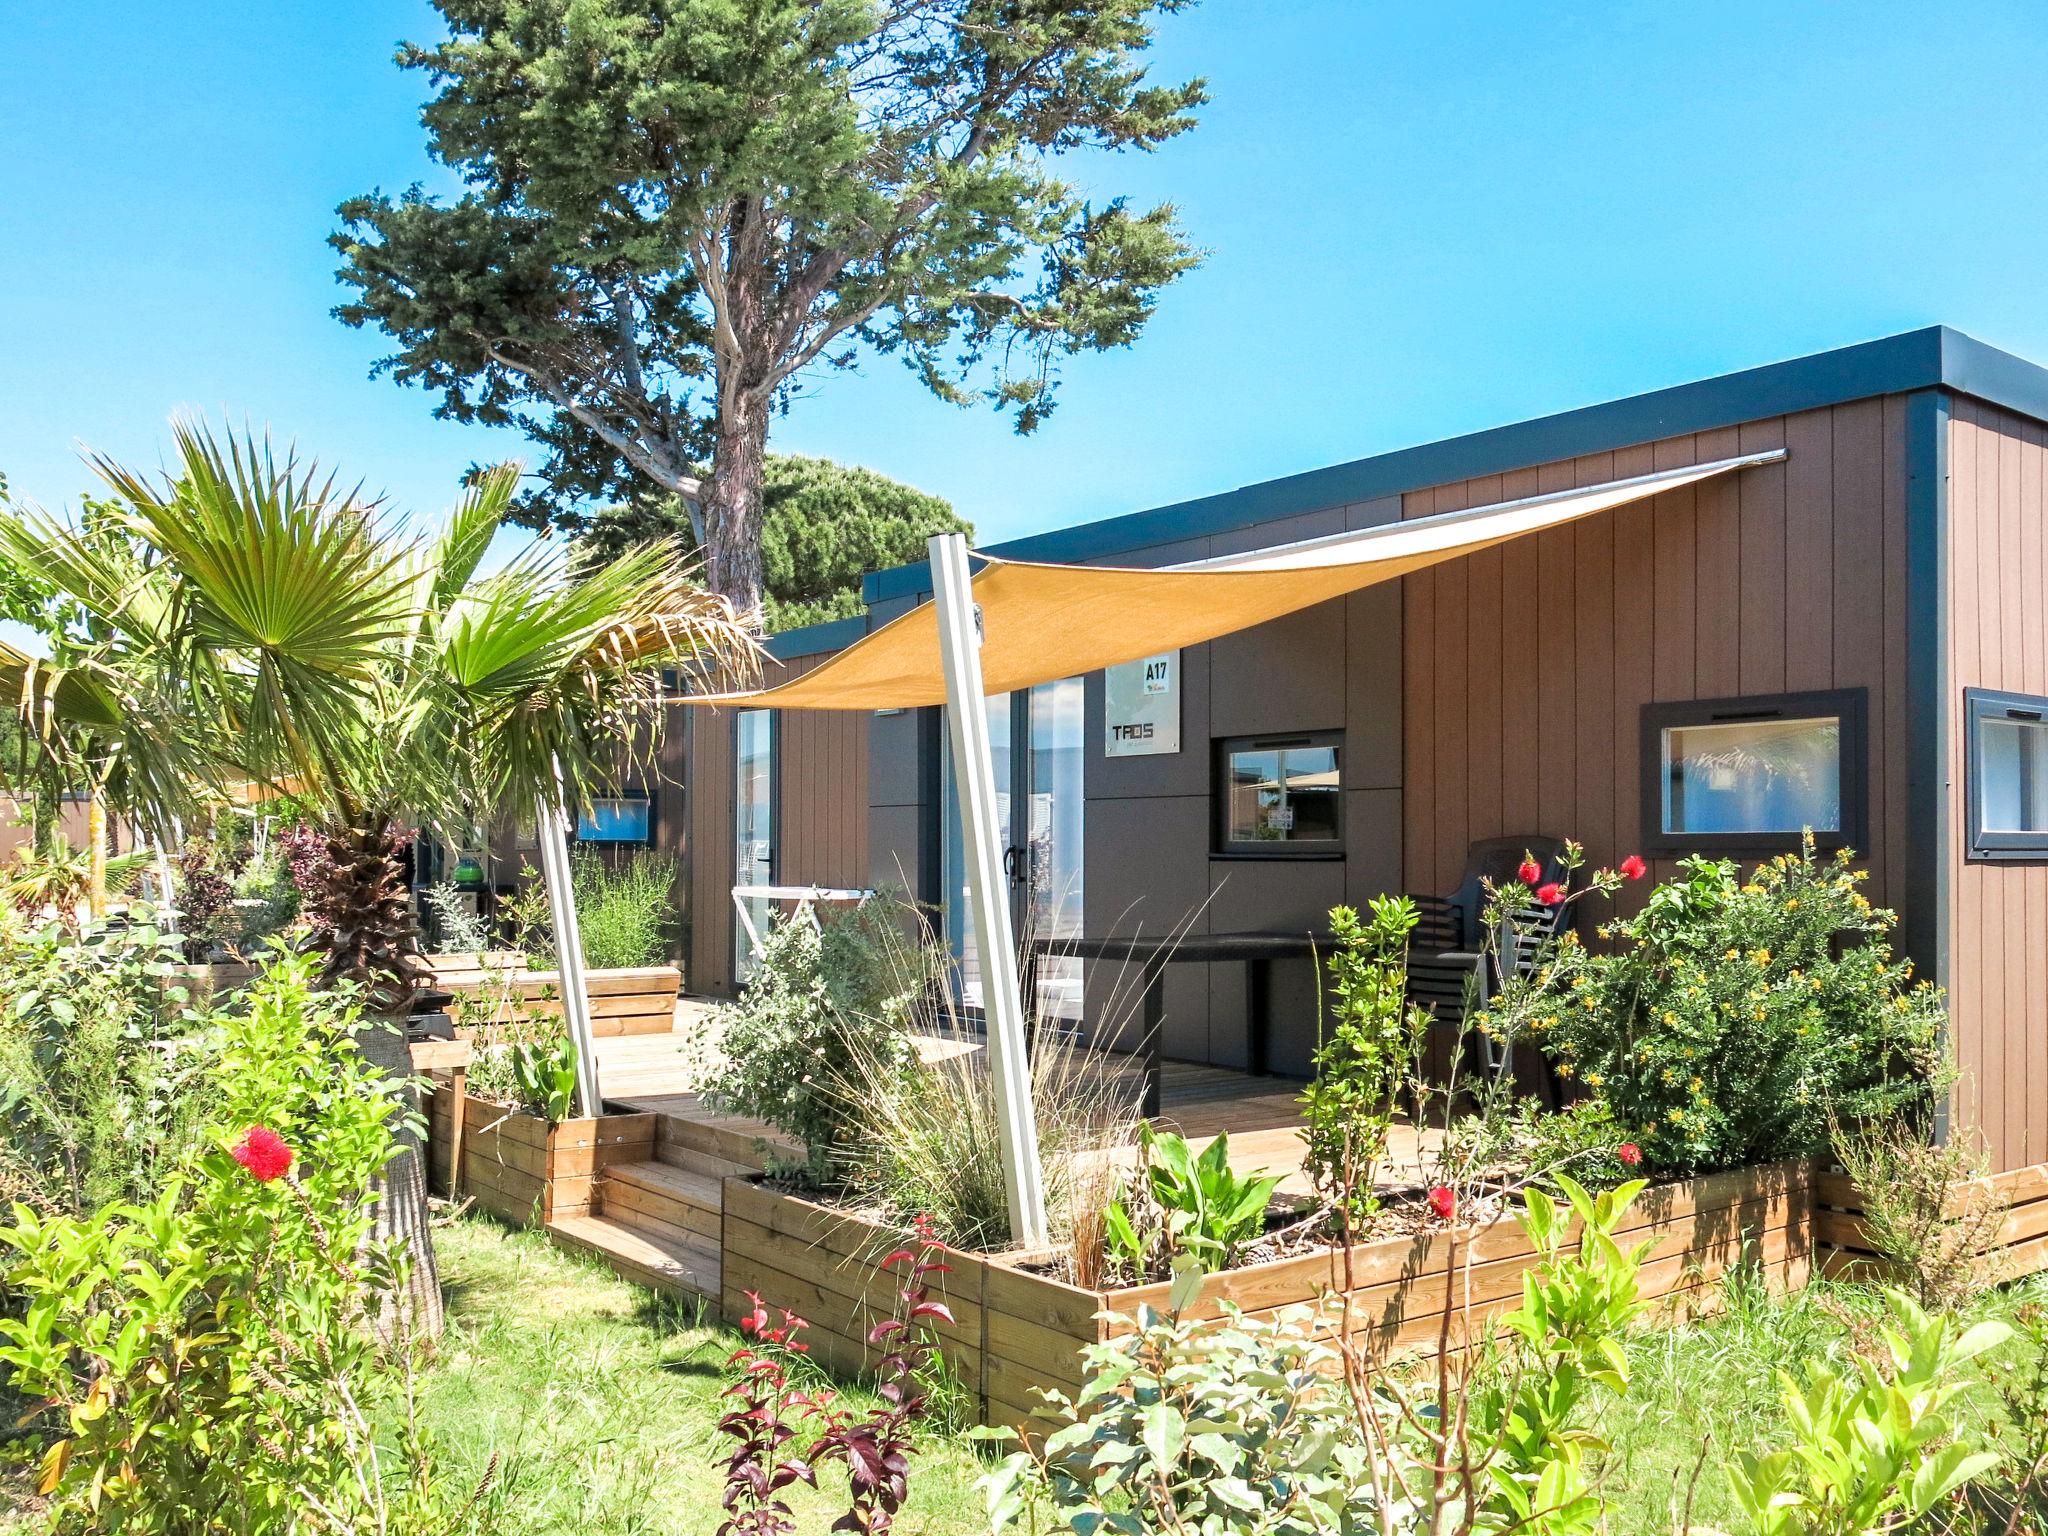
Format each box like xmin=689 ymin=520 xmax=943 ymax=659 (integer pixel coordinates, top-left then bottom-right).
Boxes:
xmin=307 ymin=818 xmax=443 ymax=1337
xmin=704 ymin=385 xmax=770 ymax=618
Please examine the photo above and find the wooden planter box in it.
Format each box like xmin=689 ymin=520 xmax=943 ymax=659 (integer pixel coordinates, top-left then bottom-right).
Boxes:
xmin=721 ymin=1161 xmax=1813 ymax=1432
xmin=430 ymin=1085 xmax=653 ymax=1226
xmin=1812 ymin=1159 xmax=2048 ymax=1285
xmin=433 ymin=963 xmax=683 ymax=1038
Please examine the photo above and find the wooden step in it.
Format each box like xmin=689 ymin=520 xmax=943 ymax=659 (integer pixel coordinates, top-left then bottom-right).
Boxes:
xmin=546 ymin=1213 xmax=720 ymax=1299
xmin=594 ymin=1158 xmax=723 ymax=1246
xmin=653 ymin=1107 xmax=785 ymax=1173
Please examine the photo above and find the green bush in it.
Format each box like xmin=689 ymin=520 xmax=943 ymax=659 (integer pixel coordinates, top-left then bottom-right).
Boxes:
xmin=1533 ymin=839 xmax=1944 ymax=1178
xmin=0 ymin=904 xmax=214 ymax=1216
xmin=1301 ymin=896 xmax=1428 ymax=1231
xmin=0 ymin=951 xmax=469 ymax=1533
xmin=571 ymin=848 xmax=676 ymax=969
xmin=703 ymin=900 xmax=932 ymax=1185
xmin=515 ymin=850 xmax=678 ymax=971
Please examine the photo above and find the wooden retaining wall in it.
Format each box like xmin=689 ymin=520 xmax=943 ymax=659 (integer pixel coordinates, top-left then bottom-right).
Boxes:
xmin=432 ymin=963 xmax=682 ymax=1037
xmin=716 ymin=1158 xmax=2048 ymax=1434
xmin=1811 ymin=1159 xmax=2048 ymax=1286
xmin=720 ymin=1162 xmax=1813 ymax=1432
xmin=431 ymin=1085 xmax=654 ymax=1226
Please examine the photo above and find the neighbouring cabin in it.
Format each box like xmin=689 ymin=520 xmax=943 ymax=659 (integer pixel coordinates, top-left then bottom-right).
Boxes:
xmin=669 ymin=326 xmax=2048 ymax=1176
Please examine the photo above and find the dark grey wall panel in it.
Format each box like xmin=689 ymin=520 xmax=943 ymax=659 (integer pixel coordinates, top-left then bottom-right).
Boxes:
xmin=1209 ymin=603 xmax=1348 ymax=740
xmin=1344 ymin=788 xmax=1405 ymax=905
xmin=1344 ymin=585 xmax=1404 ymax=790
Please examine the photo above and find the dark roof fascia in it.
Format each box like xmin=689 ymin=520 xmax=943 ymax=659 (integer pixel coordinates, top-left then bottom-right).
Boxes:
xmin=765 ymin=614 xmax=869 ymax=661
xmin=865 ymin=324 xmax=2048 ymax=604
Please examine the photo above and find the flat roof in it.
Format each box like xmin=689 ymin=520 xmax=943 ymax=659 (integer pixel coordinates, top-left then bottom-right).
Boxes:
xmin=860 ymin=324 xmax=2048 ymax=606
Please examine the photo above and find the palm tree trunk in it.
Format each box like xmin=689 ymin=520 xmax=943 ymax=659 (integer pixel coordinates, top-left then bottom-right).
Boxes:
xmin=307 ymin=816 xmax=443 ymax=1336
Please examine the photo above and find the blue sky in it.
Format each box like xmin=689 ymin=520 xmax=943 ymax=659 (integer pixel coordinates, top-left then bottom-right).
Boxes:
xmin=5 ymin=2 xmax=2048 ymax=552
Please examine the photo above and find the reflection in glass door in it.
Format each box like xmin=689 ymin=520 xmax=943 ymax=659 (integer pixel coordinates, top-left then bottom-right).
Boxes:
xmin=733 ymin=708 xmax=776 ymax=979
xmin=942 ymin=677 xmax=1085 ymax=1025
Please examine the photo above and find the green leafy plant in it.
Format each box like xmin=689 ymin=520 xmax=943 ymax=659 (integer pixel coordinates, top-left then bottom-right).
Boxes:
xmin=1718 ymin=1290 xmax=2009 ymax=1535
xmin=567 ymin=847 xmax=677 ymax=970
xmin=1303 ymin=895 xmax=1429 ymax=1232
xmin=422 ymin=879 xmax=494 ymax=955
xmin=0 ymin=950 xmax=490 ymax=1533
xmin=990 ymin=1176 xmax=1655 ymax=1535
xmin=1535 ymin=837 xmax=1944 ymax=1178
xmin=0 ymin=903 xmax=213 ymax=1217
xmin=704 ymin=899 xmax=934 ymax=1185
xmin=509 ymin=1032 xmax=579 ymax=1124
xmin=1104 ymin=1126 xmax=1281 ymax=1276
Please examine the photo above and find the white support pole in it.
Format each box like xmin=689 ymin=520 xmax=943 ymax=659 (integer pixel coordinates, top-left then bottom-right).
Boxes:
xmin=534 ymin=768 xmax=605 ymax=1120
xmin=928 ymin=533 xmax=1049 ymax=1249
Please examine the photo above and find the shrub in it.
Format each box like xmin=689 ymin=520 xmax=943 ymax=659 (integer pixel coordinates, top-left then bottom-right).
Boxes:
xmin=704 ymin=899 xmax=934 ymax=1184
xmin=1539 ymin=838 xmax=1944 ymax=1178
xmin=1829 ymin=1110 xmax=2007 ymax=1311
xmin=1301 ymin=895 xmax=1428 ymax=1231
xmin=421 ymin=880 xmax=493 ymax=955
xmin=0 ymin=950 xmax=483 ymax=1533
xmin=0 ymin=904 xmax=213 ymax=1216
xmin=1718 ymin=1291 xmax=2008 ymax=1535
xmin=988 ymin=1175 xmax=1655 ymax=1535
xmin=570 ymin=848 xmax=678 ymax=969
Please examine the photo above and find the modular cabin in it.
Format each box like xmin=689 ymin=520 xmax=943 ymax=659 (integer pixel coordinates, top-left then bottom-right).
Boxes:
xmin=651 ymin=326 xmax=2048 ymax=1176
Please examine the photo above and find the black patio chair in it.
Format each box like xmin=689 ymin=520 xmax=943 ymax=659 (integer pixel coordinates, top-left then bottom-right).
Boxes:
xmin=1404 ymin=835 xmax=1570 ymax=1102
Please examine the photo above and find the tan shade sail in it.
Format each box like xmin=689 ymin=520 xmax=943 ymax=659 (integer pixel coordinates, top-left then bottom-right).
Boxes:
xmin=691 ymin=449 xmax=1784 ymax=712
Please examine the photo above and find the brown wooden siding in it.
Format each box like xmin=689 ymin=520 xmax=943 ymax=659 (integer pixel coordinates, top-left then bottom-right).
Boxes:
xmin=1401 ymin=399 xmax=1913 ymax=925
xmin=683 ymin=653 xmax=871 ymax=998
xmin=1945 ymin=396 xmax=2048 ymax=1173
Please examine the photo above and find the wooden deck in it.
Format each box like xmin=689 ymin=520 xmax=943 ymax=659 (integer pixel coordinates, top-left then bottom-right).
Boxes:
xmin=592 ymin=1018 xmax=1438 ymax=1200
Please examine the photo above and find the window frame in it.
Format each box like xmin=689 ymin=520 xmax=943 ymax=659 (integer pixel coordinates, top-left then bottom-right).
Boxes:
xmin=574 ymin=793 xmax=655 ymax=845
xmin=1638 ymin=688 xmax=1867 ymax=858
xmin=1965 ymin=687 xmax=2048 ymax=862
xmin=1212 ymin=730 xmax=1346 ymax=859
xmin=732 ymin=707 xmax=781 ymax=978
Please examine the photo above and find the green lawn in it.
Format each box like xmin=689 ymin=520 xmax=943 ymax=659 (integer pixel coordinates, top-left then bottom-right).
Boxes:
xmin=5 ymin=1224 xmax=2042 ymax=1534
xmin=1599 ymin=1270 xmax=2047 ymax=1532
xmin=416 ymin=1216 xmax=991 ymax=1536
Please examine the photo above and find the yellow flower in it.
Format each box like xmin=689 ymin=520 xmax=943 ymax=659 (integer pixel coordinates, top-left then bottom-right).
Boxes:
xmin=1752 ymin=948 xmax=1772 ymax=966
xmin=1668 ymin=1108 xmax=1686 ymax=1124
xmin=1722 ymin=947 xmax=1740 ymax=960
xmin=1785 ymin=898 xmax=1799 ymax=911
xmin=1585 ymin=1072 xmax=1605 ymax=1089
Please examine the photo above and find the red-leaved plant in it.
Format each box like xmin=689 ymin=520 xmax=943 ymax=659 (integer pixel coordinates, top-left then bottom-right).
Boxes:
xmin=717 ymin=1215 xmax=953 ymax=1536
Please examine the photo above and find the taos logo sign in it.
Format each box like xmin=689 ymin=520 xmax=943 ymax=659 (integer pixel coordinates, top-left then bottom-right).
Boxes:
xmin=1104 ymin=650 xmax=1179 ymax=758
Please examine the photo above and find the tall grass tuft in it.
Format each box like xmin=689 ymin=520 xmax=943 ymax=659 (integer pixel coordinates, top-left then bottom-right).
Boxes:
xmin=830 ymin=909 xmax=1144 ymax=1253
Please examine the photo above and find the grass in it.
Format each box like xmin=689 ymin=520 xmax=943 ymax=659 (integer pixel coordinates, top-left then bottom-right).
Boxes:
xmin=414 ymin=1215 xmax=990 ymax=1536
xmin=5 ymin=1217 xmax=2043 ymax=1532
xmin=1598 ymin=1267 xmax=2048 ymax=1531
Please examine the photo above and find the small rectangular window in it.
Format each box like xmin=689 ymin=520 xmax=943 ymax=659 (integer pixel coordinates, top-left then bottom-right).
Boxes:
xmin=1640 ymin=690 xmax=1865 ymax=856
xmin=1967 ymin=688 xmax=2048 ymax=860
xmin=576 ymin=796 xmax=652 ymax=844
xmin=1215 ymin=733 xmax=1343 ymax=855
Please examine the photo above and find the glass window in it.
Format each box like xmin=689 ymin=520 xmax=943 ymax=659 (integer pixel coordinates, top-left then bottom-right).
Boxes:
xmin=576 ymin=796 xmax=651 ymax=843
xmin=734 ymin=709 xmax=776 ymax=977
xmin=1968 ymin=689 xmax=2048 ymax=859
xmin=1641 ymin=691 xmax=1865 ymax=854
xmin=1216 ymin=734 xmax=1343 ymax=852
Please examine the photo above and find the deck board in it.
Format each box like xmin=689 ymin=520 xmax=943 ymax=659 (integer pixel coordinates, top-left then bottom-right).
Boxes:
xmin=592 ymin=1015 xmax=1440 ymax=1198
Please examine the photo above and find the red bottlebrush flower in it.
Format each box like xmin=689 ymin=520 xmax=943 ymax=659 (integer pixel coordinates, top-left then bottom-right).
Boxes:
xmin=1534 ymin=882 xmax=1565 ymax=906
xmin=1426 ymin=1185 xmax=1456 ymax=1222
xmin=231 ymin=1126 xmax=294 ymax=1182
xmin=1619 ymin=855 xmax=1648 ymax=881
xmin=1617 ymin=1143 xmax=1642 ymax=1167
xmin=1517 ymin=857 xmax=1542 ymax=886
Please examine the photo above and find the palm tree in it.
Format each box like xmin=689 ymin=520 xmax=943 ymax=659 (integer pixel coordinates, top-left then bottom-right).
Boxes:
xmin=0 ymin=422 xmax=758 ymax=1325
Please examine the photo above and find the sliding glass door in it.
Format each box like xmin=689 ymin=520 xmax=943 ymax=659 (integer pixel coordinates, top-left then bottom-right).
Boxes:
xmin=733 ymin=708 xmax=776 ymax=979
xmin=941 ymin=677 xmax=1085 ymax=1025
